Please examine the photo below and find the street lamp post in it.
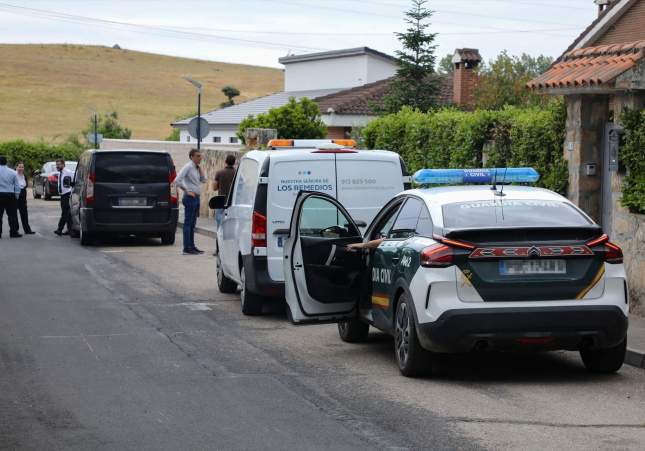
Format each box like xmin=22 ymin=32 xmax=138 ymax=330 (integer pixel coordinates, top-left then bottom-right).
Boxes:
xmin=183 ymin=76 xmax=203 ymax=150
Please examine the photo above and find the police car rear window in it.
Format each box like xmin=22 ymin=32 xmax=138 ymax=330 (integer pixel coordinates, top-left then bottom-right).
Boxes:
xmin=95 ymin=153 xmax=169 ymax=183
xmin=442 ymin=200 xmax=592 ymax=229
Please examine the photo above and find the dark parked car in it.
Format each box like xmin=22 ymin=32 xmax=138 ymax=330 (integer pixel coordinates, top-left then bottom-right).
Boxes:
xmin=33 ymin=161 xmax=78 ymax=200
xmin=69 ymin=149 xmax=179 ymax=245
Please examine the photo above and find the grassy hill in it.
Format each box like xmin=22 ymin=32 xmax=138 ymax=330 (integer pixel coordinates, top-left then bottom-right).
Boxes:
xmin=0 ymin=44 xmax=283 ymax=142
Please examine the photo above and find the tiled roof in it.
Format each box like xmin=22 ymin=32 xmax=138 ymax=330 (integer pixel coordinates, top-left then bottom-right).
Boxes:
xmin=314 ymin=75 xmax=453 ymax=115
xmin=453 ymin=48 xmax=482 ymax=62
xmin=527 ymin=40 xmax=645 ymax=90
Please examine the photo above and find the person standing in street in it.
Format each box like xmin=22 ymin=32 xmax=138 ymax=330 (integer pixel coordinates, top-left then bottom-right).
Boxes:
xmin=0 ymin=155 xmax=21 ymax=238
xmin=15 ymin=162 xmax=34 ymax=235
xmin=54 ymin=159 xmax=74 ymax=236
xmin=212 ymin=154 xmax=236 ymax=228
xmin=175 ymin=148 xmax=206 ymax=255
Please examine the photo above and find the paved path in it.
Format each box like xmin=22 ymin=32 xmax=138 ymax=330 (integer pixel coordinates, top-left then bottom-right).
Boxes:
xmin=2 ymin=198 xmax=645 ymax=450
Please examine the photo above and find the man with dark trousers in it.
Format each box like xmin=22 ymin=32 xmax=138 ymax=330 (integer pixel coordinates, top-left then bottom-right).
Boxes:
xmin=54 ymin=159 xmax=74 ymax=236
xmin=0 ymin=155 xmax=21 ymax=238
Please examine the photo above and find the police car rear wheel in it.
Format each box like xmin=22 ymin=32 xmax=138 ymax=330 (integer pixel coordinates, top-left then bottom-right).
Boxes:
xmin=580 ymin=338 xmax=626 ymax=373
xmin=338 ymin=319 xmax=369 ymax=343
xmin=395 ymin=295 xmax=430 ymax=377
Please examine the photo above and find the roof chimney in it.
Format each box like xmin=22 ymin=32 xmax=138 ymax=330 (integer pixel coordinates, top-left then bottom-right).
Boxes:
xmin=594 ymin=0 xmax=612 ymax=16
xmin=452 ymin=48 xmax=482 ymax=110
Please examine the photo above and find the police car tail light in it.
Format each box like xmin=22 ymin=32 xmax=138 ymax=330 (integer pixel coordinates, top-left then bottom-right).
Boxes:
xmin=420 ymin=244 xmax=454 ymax=268
xmin=85 ymin=171 xmax=95 ymax=205
xmin=251 ymin=211 xmax=267 ymax=248
xmin=169 ymin=167 xmax=178 ymax=207
xmin=586 ymin=234 xmax=623 ymax=264
xmin=412 ymin=167 xmax=540 ymax=185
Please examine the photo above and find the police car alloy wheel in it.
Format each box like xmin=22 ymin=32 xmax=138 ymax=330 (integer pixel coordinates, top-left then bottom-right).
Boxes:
xmin=394 ymin=295 xmax=430 ymax=377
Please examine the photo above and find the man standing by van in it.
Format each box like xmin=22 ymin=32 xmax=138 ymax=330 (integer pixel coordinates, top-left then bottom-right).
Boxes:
xmin=54 ymin=159 xmax=74 ymax=236
xmin=176 ymin=148 xmax=206 ymax=255
xmin=0 ymin=155 xmax=21 ymax=238
xmin=212 ymin=154 xmax=236 ymax=228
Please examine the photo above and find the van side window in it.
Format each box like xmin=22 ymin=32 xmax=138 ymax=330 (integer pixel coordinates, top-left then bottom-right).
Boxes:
xmin=232 ymin=159 xmax=259 ymax=206
xmin=416 ymin=206 xmax=433 ymax=237
xmin=389 ymin=198 xmax=422 ymax=239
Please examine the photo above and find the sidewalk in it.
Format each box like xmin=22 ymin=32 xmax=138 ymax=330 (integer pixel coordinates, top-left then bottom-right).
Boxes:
xmin=183 ymin=217 xmax=645 ymax=370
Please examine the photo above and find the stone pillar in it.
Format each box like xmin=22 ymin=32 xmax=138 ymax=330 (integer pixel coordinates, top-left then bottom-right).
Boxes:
xmin=563 ymin=94 xmax=609 ymax=222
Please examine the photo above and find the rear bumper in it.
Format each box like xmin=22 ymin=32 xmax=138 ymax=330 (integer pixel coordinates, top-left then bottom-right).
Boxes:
xmin=82 ymin=208 xmax=178 ymax=234
xmin=241 ymin=254 xmax=285 ymax=300
xmin=416 ymin=306 xmax=628 ymax=353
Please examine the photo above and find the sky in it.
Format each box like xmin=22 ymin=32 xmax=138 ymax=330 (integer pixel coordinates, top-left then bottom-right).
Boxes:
xmin=0 ymin=0 xmax=599 ymax=68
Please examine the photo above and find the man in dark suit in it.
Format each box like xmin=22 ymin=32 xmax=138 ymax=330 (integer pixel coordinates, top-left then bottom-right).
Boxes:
xmin=0 ymin=155 xmax=21 ymax=238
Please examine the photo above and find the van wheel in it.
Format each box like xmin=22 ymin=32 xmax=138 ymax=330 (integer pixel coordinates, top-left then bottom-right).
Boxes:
xmin=215 ymin=251 xmax=237 ymax=294
xmin=240 ymin=263 xmax=263 ymax=316
xmin=161 ymin=232 xmax=175 ymax=245
xmin=34 ymin=188 xmax=41 ymax=199
xmin=338 ymin=319 xmax=369 ymax=343
xmin=80 ymin=227 xmax=94 ymax=246
xmin=394 ymin=294 xmax=431 ymax=377
xmin=580 ymin=338 xmax=626 ymax=373
xmin=69 ymin=227 xmax=80 ymax=238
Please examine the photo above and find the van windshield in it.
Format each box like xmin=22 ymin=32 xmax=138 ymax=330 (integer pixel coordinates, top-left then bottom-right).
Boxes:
xmin=95 ymin=153 xmax=169 ymax=183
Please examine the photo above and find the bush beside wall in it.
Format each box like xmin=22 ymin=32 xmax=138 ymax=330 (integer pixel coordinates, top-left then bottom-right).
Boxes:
xmin=0 ymin=140 xmax=84 ymax=176
xmin=619 ymin=109 xmax=645 ymax=214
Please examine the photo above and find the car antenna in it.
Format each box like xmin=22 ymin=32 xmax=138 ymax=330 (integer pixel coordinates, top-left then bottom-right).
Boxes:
xmin=495 ymin=167 xmax=508 ymax=197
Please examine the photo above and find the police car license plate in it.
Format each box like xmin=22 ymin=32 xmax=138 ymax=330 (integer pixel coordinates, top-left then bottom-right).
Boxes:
xmin=500 ymin=259 xmax=566 ymax=275
xmin=118 ymin=197 xmax=147 ymax=207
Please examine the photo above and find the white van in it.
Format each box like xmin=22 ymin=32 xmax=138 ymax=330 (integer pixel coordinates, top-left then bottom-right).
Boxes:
xmin=211 ymin=140 xmax=410 ymax=315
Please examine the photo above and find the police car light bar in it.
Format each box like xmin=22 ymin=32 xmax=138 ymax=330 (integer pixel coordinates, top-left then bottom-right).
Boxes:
xmin=412 ymin=168 xmax=540 ymax=185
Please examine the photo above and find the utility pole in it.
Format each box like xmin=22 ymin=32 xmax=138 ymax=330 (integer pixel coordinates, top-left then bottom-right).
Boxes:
xmin=183 ymin=76 xmax=204 ymax=150
xmin=94 ymin=114 xmax=99 ymax=150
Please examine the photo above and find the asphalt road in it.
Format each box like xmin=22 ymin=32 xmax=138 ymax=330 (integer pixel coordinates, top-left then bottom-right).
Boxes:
xmin=1 ymin=197 xmax=644 ymax=451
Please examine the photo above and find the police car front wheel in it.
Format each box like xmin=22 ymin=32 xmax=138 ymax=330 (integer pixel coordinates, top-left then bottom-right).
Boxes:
xmin=395 ymin=295 xmax=432 ymax=377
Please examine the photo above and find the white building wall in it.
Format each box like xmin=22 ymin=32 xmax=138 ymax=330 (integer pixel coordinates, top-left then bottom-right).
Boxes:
xmin=365 ymin=56 xmax=397 ymax=83
xmin=177 ymin=125 xmax=241 ymax=145
xmin=285 ymin=55 xmax=369 ymax=91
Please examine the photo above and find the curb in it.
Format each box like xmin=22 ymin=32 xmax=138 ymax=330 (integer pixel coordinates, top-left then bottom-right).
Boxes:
xmin=626 ymin=347 xmax=645 ymax=369
xmin=178 ymin=221 xmax=217 ymax=239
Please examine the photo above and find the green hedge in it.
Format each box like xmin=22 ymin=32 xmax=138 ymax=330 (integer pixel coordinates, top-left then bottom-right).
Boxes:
xmin=0 ymin=140 xmax=84 ymax=177
xmin=362 ymin=103 xmax=567 ymax=194
xmin=619 ymin=109 xmax=645 ymax=214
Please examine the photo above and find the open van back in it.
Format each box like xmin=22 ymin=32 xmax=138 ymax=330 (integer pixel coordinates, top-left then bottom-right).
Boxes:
xmin=265 ymin=148 xmax=407 ymax=282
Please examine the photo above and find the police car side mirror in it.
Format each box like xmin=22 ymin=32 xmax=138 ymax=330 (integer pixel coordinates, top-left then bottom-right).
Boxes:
xmin=209 ymin=195 xmax=227 ymax=210
xmin=63 ymin=176 xmax=72 ymax=188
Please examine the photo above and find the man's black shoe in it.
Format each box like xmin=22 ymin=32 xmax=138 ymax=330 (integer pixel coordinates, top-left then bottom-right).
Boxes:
xmin=193 ymin=247 xmax=205 ymax=254
xmin=25 ymin=231 xmax=35 ymax=235
xmin=10 ymin=233 xmax=22 ymax=238
xmin=182 ymin=249 xmax=199 ymax=255
xmin=54 ymin=230 xmax=62 ymax=236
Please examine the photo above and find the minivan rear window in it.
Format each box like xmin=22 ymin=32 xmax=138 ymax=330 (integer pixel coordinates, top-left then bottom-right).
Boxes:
xmin=442 ymin=199 xmax=592 ymax=229
xmin=95 ymin=153 xmax=169 ymax=183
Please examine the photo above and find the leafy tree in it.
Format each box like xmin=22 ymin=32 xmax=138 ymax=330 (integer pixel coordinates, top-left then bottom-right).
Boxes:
xmin=83 ymin=111 xmax=132 ymax=141
xmin=382 ymin=0 xmax=439 ymax=113
xmin=165 ymin=128 xmax=180 ymax=141
xmin=437 ymin=53 xmax=454 ymax=75
xmin=474 ymin=51 xmax=555 ymax=110
xmin=221 ymin=85 xmax=241 ymax=108
xmin=237 ymin=97 xmax=326 ymax=144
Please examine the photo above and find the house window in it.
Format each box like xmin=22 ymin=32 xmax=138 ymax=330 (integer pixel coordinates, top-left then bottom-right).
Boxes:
xmin=229 ymin=137 xmax=239 ymax=144
xmin=213 ymin=136 xmax=221 ymax=143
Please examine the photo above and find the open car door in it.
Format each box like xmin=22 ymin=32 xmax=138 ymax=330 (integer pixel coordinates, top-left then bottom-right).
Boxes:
xmin=284 ymin=191 xmax=365 ymax=323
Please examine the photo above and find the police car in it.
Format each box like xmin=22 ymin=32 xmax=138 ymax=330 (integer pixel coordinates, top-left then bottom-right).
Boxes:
xmin=283 ymin=168 xmax=629 ymax=377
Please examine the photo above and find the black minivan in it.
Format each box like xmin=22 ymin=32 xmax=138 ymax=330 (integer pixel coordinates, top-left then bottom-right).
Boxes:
xmin=69 ymin=149 xmax=179 ymax=245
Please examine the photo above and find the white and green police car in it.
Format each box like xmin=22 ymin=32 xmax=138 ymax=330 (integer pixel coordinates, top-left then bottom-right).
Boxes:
xmin=283 ymin=168 xmax=629 ymax=377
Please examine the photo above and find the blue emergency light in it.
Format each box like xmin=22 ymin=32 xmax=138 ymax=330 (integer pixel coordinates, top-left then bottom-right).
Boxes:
xmin=412 ymin=167 xmax=540 ymax=185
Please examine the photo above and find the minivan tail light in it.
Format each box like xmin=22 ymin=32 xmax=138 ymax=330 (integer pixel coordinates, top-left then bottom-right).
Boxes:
xmin=421 ymin=243 xmax=454 ymax=267
xmin=251 ymin=211 xmax=267 ymax=248
xmin=169 ymin=167 xmax=178 ymax=206
xmin=586 ymin=234 xmax=623 ymax=264
xmin=85 ymin=172 xmax=95 ymax=205
xmin=48 ymin=174 xmax=58 ymax=183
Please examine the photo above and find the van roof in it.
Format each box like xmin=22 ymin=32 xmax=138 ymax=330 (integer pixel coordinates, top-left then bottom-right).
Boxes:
xmin=244 ymin=148 xmax=402 ymax=162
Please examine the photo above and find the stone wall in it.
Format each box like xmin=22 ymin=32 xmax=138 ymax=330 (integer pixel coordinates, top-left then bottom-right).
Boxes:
xmin=101 ymin=139 xmax=244 ymax=217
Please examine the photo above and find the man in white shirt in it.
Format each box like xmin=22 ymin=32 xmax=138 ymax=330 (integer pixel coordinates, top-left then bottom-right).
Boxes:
xmin=0 ymin=155 xmax=21 ymax=238
xmin=174 ymin=149 xmax=207 ymax=255
xmin=54 ymin=159 xmax=74 ymax=236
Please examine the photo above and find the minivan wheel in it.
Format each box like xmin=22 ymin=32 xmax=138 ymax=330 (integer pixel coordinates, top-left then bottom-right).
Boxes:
xmin=394 ymin=294 xmax=431 ymax=377
xmin=69 ymin=226 xmax=80 ymax=238
xmin=80 ymin=227 xmax=94 ymax=246
xmin=161 ymin=231 xmax=175 ymax=245
xmin=580 ymin=338 xmax=626 ymax=373
xmin=33 ymin=187 xmax=41 ymax=199
xmin=215 ymin=250 xmax=237 ymax=294
xmin=338 ymin=319 xmax=370 ymax=343
xmin=240 ymin=264 xmax=263 ymax=316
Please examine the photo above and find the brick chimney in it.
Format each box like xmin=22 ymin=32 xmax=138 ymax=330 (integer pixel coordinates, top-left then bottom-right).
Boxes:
xmin=452 ymin=48 xmax=481 ymax=110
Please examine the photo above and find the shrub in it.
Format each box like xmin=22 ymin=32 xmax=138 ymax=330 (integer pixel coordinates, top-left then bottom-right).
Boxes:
xmin=0 ymin=139 xmax=84 ymax=176
xmin=362 ymin=102 xmax=568 ymax=194
xmin=619 ymin=109 xmax=645 ymax=214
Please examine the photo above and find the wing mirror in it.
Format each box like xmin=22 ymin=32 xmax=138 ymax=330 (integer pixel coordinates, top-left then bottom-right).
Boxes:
xmin=209 ymin=195 xmax=227 ymax=210
xmin=354 ymin=220 xmax=367 ymax=228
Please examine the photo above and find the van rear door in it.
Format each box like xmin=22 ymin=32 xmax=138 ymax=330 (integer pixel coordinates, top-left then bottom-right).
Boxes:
xmin=335 ymin=151 xmax=405 ymax=226
xmin=93 ymin=152 xmax=172 ymax=225
xmin=267 ymin=152 xmax=336 ymax=282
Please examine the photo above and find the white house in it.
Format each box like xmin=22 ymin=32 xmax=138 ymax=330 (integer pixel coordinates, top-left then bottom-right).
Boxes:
xmin=172 ymin=47 xmax=398 ymax=142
